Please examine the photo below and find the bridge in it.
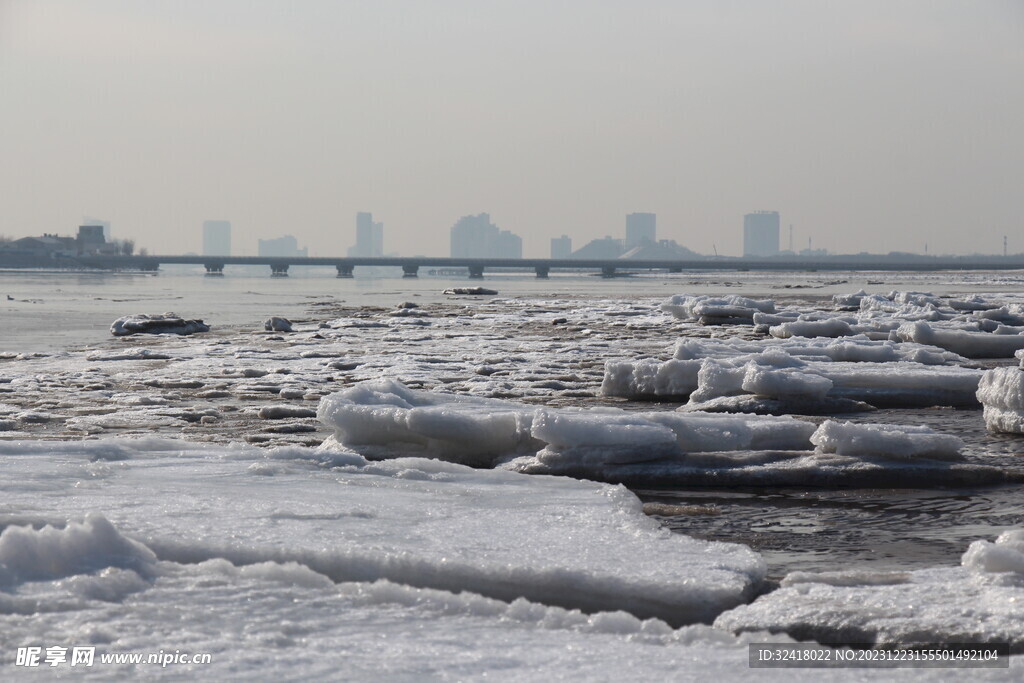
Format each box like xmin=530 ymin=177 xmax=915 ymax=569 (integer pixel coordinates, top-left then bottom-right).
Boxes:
xmin=50 ymin=254 xmax=1024 ymax=278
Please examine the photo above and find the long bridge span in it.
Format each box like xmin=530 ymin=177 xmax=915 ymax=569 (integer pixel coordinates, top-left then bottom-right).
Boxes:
xmin=57 ymin=254 xmax=1024 ymax=278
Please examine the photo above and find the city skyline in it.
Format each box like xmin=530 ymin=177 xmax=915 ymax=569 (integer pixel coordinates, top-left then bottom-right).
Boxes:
xmin=9 ymin=203 xmax=1024 ymax=259
xmin=1 ymin=2 xmax=1020 ymax=258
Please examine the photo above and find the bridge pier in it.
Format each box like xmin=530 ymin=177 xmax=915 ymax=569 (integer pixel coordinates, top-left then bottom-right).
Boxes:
xmin=402 ymin=265 xmax=419 ymax=278
xmin=601 ymin=266 xmax=617 ymax=278
xmin=336 ymin=265 xmax=354 ymax=278
xmin=535 ymin=266 xmax=550 ymax=279
xmin=204 ymin=263 xmax=224 ymax=276
xmin=468 ymin=265 xmax=485 ymax=279
xmin=271 ymin=264 xmax=290 ymax=277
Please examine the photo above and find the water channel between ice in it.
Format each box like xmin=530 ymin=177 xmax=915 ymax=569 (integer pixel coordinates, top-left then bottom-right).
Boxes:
xmin=641 ymin=407 xmax=1024 ymax=580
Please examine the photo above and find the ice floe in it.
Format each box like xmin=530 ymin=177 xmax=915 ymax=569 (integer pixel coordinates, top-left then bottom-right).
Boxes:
xmin=318 ymin=378 xmax=815 ymax=466
xmin=810 ymin=420 xmax=964 ymax=460
xmin=110 ymin=313 xmax=210 ymax=336
xmin=604 ymin=344 xmax=981 ymax=410
xmin=662 ymin=295 xmax=776 ymax=325
xmin=977 ymin=366 xmax=1024 ymax=434
xmin=896 ymin=321 xmax=1024 ymax=359
xmin=318 ymin=380 xmax=1011 ymax=488
xmin=264 ymin=316 xmax=294 ymax=332
xmin=0 ymin=438 xmax=765 ymax=626
xmin=716 ymin=529 xmax=1024 ymax=653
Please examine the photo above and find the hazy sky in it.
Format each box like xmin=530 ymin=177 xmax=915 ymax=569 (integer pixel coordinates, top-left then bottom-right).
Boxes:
xmin=1 ymin=1 xmax=1021 ymax=257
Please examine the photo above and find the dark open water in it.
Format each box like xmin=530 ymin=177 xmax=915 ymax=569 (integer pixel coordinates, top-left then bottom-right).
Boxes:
xmin=641 ymin=408 xmax=1024 ymax=579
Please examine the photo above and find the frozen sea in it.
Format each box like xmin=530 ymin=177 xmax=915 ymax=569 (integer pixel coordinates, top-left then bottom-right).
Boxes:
xmin=2 ymin=266 xmax=1024 ymax=680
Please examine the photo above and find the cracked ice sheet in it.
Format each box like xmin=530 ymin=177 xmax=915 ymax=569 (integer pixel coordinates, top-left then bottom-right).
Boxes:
xmin=0 ymin=438 xmax=763 ymax=627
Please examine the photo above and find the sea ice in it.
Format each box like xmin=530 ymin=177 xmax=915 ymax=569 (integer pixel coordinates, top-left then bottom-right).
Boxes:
xmin=832 ymin=289 xmax=867 ymax=310
xmin=769 ymin=318 xmax=854 ymax=339
xmin=716 ymin=529 xmax=1024 ymax=653
xmin=661 ymin=295 xmax=775 ymax=324
xmin=605 ymin=348 xmax=981 ymax=409
xmin=264 ymin=316 xmax=294 ymax=332
xmin=110 ymin=313 xmax=210 ymax=337
xmin=0 ymin=438 xmax=765 ymax=626
xmin=84 ymin=348 xmax=173 ymax=361
xmin=977 ymin=366 xmax=1024 ymax=433
xmin=810 ymin=420 xmax=964 ymax=460
xmin=0 ymin=545 xmax=796 ymax=679
xmin=318 ymin=379 xmax=817 ymax=468
xmin=896 ymin=321 xmax=1024 ymax=358
xmin=318 ymin=380 xmax=1008 ymax=488
xmin=0 ymin=513 xmax=156 ymax=587
xmin=671 ymin=336 xmax=967 ymax=366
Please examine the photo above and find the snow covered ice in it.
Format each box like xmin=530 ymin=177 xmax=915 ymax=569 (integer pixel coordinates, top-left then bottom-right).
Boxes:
xmin=0 ymin=438 xmax=782 ymax=677
xmin=318 ymin=379 xmax=1013 ymax=488
xmin=110 ymin=313 xmax=211 ymax=337
xmin=603 ymin=342 xmax=982 ymax=410
xmin=977 ymin=366 xmax=1024 ymax=434
xmin=716 ymin=529 xmax=1024 ymax=653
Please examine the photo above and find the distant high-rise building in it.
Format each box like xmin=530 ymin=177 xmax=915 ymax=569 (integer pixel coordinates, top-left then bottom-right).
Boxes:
xmin=494 ymin=229 xmax=523 ymax=259
xmin=203 ymin=220 xmax=231 ymax=256
xmin=551 ymin=235 xmax=572 ymax=259
xmin=625 ymin=213 xmax=656 ymax=248
xmin=348 ymin=212 xmax=384 ymax=257
xmin=83 ymin=217 xmax=111 ymax=241
xmin=450 ymin=213 xmax=523 ymax=258
xmin=258 ymin=235 xmax=308 ymax=258
xmin=77 ymin=225 xmax=107 ymax=254
xmin=743 ymin=211 xmax=780 ymax=257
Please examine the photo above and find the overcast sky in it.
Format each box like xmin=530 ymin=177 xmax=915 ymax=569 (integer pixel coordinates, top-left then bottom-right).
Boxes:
xmin=1 ymin=1 xmax=1021 ymax=257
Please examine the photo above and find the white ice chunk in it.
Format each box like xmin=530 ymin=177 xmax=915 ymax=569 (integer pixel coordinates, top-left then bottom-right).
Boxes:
xmin=962 ymin=529 xmax=1024 ymax=574
xmin=110 ymin=313 xmax=210 ymax=336
xmin=264 ymin=317 xmax=294 ymax=332
xmin=832 ymin=289 xmax=867 ymax=309
xmin=948 ymin=295 xmax=1001 ymax=311
xmin=320 ymin=380 xmax=817 ymax=469
xmin=977 ymin=367 xmax=1024 ymax=433
xmin=810 ymin=420 xmax=964 ymax=460
xmin=608 ymin=340 xmax=981 ymax=408
xmin=769 ymin=318 xmax=853 ymax=339
xmin=741 ymin=363 xmax=833 ymax=400
xmin=896 ymin=320 xmax=1024 ymax=358
xmin=318 ymin=379 xmax=541 ymax=468
xmin=686 ymin=360 xmax=979 ymax=409
xmin=0 ymin=513 xmax=156 ymax=587
xmin=661 ymin=295 xmax=774 ymax=324
xmin=600 ymin=358 xmax=702 ymax=399
xmin=892 ymin=291 xmax=942 ymax=307
xmin=671 ymin=336 xmax=966 ymax=366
